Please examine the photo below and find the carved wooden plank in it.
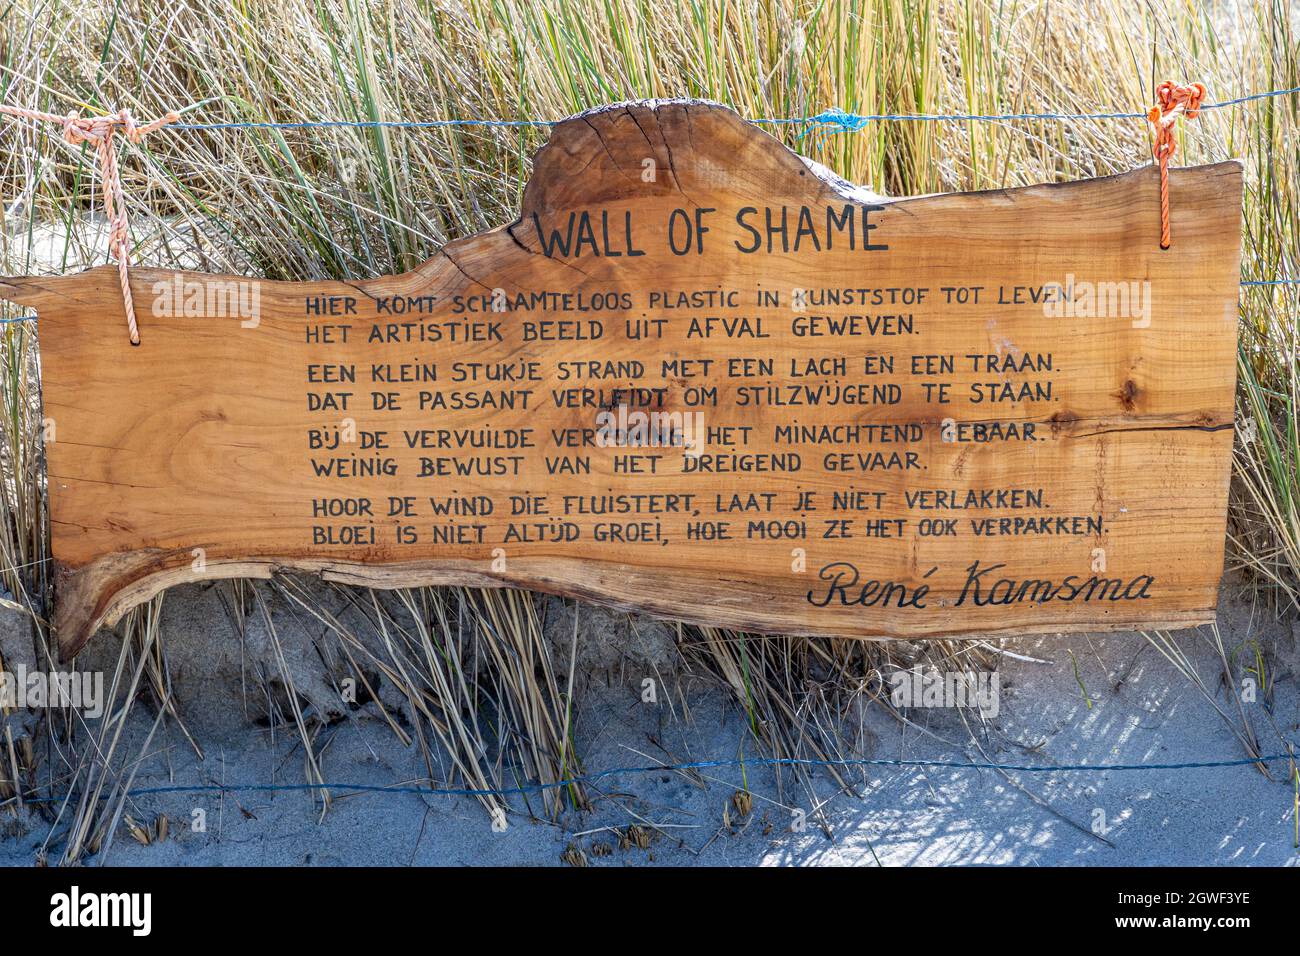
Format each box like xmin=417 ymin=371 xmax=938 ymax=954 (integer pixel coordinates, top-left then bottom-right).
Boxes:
xmin=1 ymin=101 xmax=1242 ymax=658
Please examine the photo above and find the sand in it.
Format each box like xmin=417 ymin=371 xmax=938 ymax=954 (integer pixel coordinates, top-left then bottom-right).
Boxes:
xmin=1 ymin=580 xmax=1297 ymax=866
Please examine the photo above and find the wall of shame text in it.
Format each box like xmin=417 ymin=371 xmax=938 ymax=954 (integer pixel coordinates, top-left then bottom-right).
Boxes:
xmin=6 ymin=101 xmax=1243 ymax=657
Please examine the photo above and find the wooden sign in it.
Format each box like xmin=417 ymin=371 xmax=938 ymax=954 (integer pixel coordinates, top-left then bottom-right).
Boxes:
xmin=1 ymin=101 xmax=1243 ymax=658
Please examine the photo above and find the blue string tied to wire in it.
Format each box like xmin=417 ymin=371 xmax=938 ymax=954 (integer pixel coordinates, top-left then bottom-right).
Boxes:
xmin=795 ymin=107 xmax=874 ymax=154
xmin=801 ymin=106 xmax=873 ymax=136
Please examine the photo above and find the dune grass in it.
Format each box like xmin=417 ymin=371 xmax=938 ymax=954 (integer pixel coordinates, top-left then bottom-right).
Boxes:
xmin=0 ymin=0 xmax=1294 ymax=600
xmin=0 ymin=0 xmax=1297 ymax=859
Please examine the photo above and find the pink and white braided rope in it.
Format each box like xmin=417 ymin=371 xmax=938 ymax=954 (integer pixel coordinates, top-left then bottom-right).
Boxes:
xmin=1 ymin=105 xmax=180 ymax=344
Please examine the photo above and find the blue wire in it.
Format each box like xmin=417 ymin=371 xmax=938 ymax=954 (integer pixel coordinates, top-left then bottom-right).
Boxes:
xmin=173 ymin=118 xmax=552 ymax=131
xmin=4 ymin=92 xmax=1300 ymax=317
xmin=0 ymin=86 xmax=1295 ymax=312
xmin=159 ymin=83 xmax=1300 ymax=132
xmin=13 ymin=751 xmax=1295 ymax=807
xmin=784 ymin=86 xmax=1300 ymax=130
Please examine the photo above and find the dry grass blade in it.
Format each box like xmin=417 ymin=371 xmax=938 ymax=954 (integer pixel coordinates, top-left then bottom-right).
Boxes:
xmin=1141 ymin=624 xmax=1272 ymax=775
xmin=459 ymin=587 xmax=588 ymax=816
xmin=275 ymin=577 xmax=585 ymax=819
xmin=277 ymin=578 xmax=511 ymax=818
xmin=41 ymin=595 xmax=170 ymax=864
xmin=219 ymin=580 xmax=332 ymax=816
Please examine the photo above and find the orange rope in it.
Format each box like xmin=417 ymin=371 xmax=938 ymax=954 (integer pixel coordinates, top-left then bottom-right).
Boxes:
xmin=1147 ymin=81 xmax=1205 ymax=250
xmin=0 ymin=105 xmax=180 ymax=344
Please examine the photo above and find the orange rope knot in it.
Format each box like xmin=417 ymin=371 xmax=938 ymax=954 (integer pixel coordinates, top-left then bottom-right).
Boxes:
xmin=1148 ymin=81 xmax=1206 ymax=250
xmin=0 ymin=104 xmax=181 ymax=344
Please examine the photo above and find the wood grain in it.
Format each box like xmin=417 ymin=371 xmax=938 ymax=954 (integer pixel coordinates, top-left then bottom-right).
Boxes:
xmin=0 ymin=101 xmax=1243 ymax=658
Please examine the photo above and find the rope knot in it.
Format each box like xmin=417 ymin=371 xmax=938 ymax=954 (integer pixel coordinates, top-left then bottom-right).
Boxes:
xmin=1148 ymin=80 xmax=1205 ymax=250
xmin=1150 ymin=81 xmax=1206 ymax=162
xmin=60 ymin=111 xmax=101 ymax=147
xmin=1 ymin=104 xmax=183 ymax=343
